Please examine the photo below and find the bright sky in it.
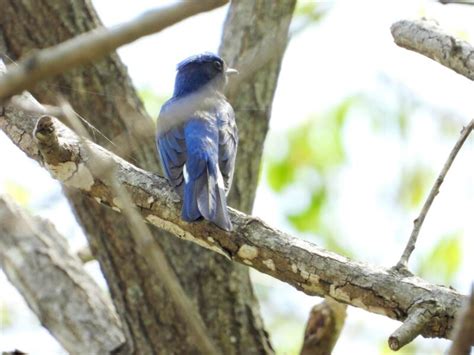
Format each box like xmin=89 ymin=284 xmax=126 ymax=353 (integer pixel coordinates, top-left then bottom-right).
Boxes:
xmin=1 ymin=1 xmax=473 ymax=354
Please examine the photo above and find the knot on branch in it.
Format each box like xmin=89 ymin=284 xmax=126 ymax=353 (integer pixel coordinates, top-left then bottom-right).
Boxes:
xmin=34 ymin=115 xmax=56 ymax=144
xmin=34 ymin=114 xmax=76 ymax=164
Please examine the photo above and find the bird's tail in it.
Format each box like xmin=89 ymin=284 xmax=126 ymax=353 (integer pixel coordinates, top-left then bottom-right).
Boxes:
xmin=182 ymin=163 xmax=232 ymax=231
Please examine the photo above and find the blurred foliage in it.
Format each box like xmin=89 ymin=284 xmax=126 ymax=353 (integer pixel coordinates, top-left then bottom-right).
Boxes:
xmin=361 ymin=80 xmax=416 ymax=140
xmin=397 ymin=164 xmax=434 ymax=210
xmin=0 ymin=299 xmax=13 ymax=329
xmin=270 ymin=316 xmax=303 ymax=355
xmin=3 ymin=180 xmax=30 ymax=207
xmin=417 ymin=231 xmax=463 ymax=285
xmin=294 ymin=1 xmax=327 ymax=24
xmin=287 ymin=187 xmax=326 ymax=232
xmin=380 ymin=340 xmax=418 ymax=355
xmin=291 ymin=1 xmax=330 ymax=35
xmin=138 ymin=88 xmax=168 ymax=120
xmin=267 ymin=98 xmax=353 ymax=191
xmin=266 ymin=97 xmax=357 ymax=256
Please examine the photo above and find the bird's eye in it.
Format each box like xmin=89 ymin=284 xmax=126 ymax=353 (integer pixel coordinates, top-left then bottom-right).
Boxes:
xmin=213 ymin=60 xmax=223 ymax=71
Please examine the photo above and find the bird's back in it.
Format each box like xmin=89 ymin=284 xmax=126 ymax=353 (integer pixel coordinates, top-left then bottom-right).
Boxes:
xmin=156 ymin=52 xmax=238 ymax=231
xmin=157 ymin=94 xmax=237 ymax=231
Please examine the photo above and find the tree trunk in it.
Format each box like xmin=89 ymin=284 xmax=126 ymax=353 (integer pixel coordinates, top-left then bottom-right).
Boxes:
xmin=0 ymin=0 xmax=293 ymax=353
xmin=220 ymin=0 xmax=296 ymax=213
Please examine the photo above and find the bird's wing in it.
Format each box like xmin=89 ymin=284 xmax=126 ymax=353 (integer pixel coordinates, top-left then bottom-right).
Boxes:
xmin=183 ymin=114 xmax=232 ymax=231
xmin=156 ymin=100 xmax=187 ymax=196
xmin=217 ymin=102 xmax=238 ymax=195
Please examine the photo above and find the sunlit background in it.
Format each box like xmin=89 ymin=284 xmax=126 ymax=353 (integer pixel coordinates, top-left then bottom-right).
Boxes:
xmin=1 ymin=1 xmax=474 ymax=354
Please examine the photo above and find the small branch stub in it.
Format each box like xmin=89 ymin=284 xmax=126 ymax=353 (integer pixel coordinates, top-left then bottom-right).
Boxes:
xmin=388 ymin=304 xmax=433 ymax=351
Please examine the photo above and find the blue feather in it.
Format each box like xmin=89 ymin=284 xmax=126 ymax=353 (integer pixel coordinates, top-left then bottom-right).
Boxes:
xmin=156 ymin=53 xmax=238 ymax=231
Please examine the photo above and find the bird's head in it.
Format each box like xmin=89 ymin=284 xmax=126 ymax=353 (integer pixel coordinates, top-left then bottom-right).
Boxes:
xmin=173 ymin=52 xmax=238 ymax=97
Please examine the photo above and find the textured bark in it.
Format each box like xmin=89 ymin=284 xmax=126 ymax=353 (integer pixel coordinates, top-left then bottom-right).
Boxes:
xmin=0 ymin=1 xmax=291 ymax=353
xmin=0 ymin=195 xmax=125 ymax=354
xmin=0 ymin=0 xmax=228 ymax=99
xmin=0 ymin=102 xmax=466 ymax=342
xmin=300 ymin=299 xmax=347 ymax=355
xmin=219 ymin=0 xmax=296 ymax=213
xmin=448 ymin=285 xmax=474 ymax=355
xmin=391 ymin=19 xmax=474 ymax=81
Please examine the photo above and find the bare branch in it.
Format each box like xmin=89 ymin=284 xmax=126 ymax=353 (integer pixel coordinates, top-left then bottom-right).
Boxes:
xmin=391 ymin=19 xmax=474 ymax=81
xmin=394 ymin=119 xmax=474 ymax=270
xmin=223 ymin=14 xmax=292 ymax=98
xmin=449 ymin=284 xmax=474 ymax=355
xmin=0 ymin=0 xmax=228 ymax=100
xmin=219 ymin=0 xmax=296 ymax=213
xmin=0 ymin=90 xmax=468 ymax=347
xmin=0 ymin=195 xmax=125 ymax=354
xmin=300 ymin=298 xmax=347 ymax=355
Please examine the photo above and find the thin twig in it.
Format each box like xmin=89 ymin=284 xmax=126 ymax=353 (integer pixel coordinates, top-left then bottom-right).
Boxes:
xmin=0 ymin=0 xmax=227 ymax=100
xmin=58 ymin=100 xmax=219 ymax=355
xmin=394 ymin=119 xmax=474 ymax=270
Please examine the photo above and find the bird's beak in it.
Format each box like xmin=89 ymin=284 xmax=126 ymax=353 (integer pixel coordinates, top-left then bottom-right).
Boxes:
xmin=226 ymin=68 xmax=239 ymax=76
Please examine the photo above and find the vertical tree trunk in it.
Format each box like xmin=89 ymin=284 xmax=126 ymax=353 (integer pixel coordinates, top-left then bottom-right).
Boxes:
xmin=0 ymin=0 xmax=294 ymax=353
xmin=220 ymin=0 xmax=296 ymax=213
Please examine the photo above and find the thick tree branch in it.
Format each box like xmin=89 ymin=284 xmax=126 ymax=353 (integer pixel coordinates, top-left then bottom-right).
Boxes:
xmin=394 ymin=119 xmax=474 ymax=270
xmin=0 ymin=195 xmax=125 ymax=354
xmin=59 ymin=101 xmax=219 ymax=355
xmin=0 ymin=0 xmax=228 ymax=100
xmin=1 ymin=2 xmax=284 ymax=352
xmin=300 ymin=298 xmax=347 ymax=355
xmin=0 ymin=91 xmax=467 ymax=346
xmin=219 ymin=0 xmax=296 ymax=213
xmin=448 ymin=284 xmax=474 ymax=355
xmin=391 ymin=19 xmax=474 ymax=81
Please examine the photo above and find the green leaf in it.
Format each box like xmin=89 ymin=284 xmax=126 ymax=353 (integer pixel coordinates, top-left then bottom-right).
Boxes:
xmin=417 ymin=232 xmax=463 ymax=284
xmin=294 ymin=1 xmax=327 ymax=24
xmin=267 ymin=160 xmax=294 ymax=192
xmin=380 ymin=339 xmax=418 ymax=355
xmin=0 ymin=300 xmax=13 ymax=329
xmin=138 ymin=88 xmax=168 ymax=119
xmin=287 ymin=187 xmax=327 ymax=233
xmin=398 ymin=165 xmax=433 ymax=210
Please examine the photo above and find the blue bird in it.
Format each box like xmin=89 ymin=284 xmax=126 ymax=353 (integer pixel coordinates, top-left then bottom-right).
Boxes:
xmin=156 ymin=53 xmax=238 ymax=231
